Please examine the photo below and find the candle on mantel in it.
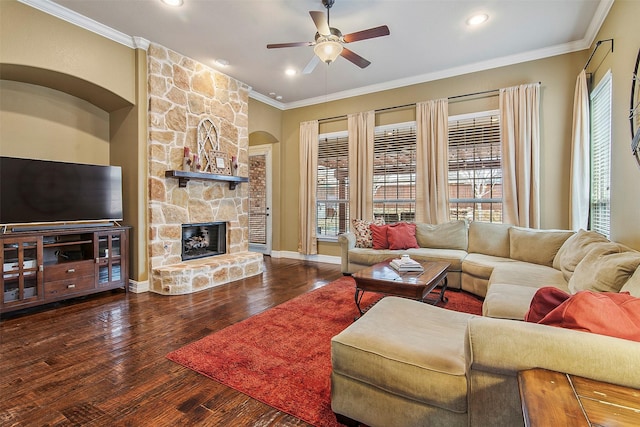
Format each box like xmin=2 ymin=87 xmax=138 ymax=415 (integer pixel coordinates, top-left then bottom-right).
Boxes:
xmin=182 ymin=147 xmax=191 ymax=171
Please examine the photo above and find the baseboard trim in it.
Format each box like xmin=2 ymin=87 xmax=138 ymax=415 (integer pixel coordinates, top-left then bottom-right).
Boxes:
xmin=270 ymin=251 xmax=340 ymax=265
xmin=129 ymin=279 xmax=149 ymax=293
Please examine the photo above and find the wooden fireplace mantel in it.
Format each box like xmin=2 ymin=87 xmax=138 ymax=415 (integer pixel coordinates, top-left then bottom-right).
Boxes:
xmin=165 ymin=170 xmax=249 ymax=190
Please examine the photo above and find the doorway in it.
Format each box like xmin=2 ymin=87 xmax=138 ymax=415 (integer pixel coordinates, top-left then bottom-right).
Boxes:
xmin=248 ymin=145 xmax=272 ymax=255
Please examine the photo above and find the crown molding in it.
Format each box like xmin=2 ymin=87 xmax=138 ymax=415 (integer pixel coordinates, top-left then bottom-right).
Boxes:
xmin=19 ymin=0 xmax=138 ymax=49
xmin=583 ymin=0 xmax=615 ymax=47
xmin=249 ymin=90 xmax=286 ymax=109
xmin=281 ymin=39 xmax=590 ymax=110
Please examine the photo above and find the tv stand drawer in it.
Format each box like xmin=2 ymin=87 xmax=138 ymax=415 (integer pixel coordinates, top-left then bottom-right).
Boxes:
xmin=44 ymin=275 xmax=95 ymax=297
xmin=44 ymin=261 xmax=95 ymax=282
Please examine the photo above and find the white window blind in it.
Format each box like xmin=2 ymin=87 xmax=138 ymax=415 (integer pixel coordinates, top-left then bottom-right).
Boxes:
xmin=317 ymin=132 xmax=349 ymax=239
xmin=448 ymin=110 xmax=503 ymax=222
xmin=590 ymin=71 xmax=612 ymax=238
xmin=373 ymin=122 xmax=417 ymax=223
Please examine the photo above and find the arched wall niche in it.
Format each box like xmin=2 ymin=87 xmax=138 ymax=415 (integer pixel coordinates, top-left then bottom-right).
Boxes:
xmin=0 ymin=63 xmax=133 ymax=112
xmin=249 ymin=130 xmax=279 ymax=146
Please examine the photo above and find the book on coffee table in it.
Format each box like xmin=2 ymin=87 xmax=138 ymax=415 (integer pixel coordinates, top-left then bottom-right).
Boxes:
xmin=390 ymin=257 xmax=424 ymax=272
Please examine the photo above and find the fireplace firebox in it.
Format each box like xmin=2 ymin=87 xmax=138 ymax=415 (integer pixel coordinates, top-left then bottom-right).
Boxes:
xmin=182 ymin=222 xmax=227 ymax=261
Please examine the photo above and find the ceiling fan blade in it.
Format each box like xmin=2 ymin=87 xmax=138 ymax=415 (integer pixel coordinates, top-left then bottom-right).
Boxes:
xmin=267 ymin=41 xmax=314 ymax=49
xmin=302 ymin=55 xmax=321 ymax=74
xmin=343 ymin=25 xmax=390 ymax=43
xmin=310 ymin=10 xmax=330 ymax=35
xmin=340 ymin=48 xmax=371 ymax=68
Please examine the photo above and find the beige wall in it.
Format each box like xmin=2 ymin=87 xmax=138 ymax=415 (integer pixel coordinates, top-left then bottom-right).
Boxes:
xmin=0 ymin=80 xmax=110 ymax=163
xmin=0 ymin=0 xmax=147 ymax=281
xmin=587 ymin=0 xmax=640 ymax=250
xmin=0 ymin=0 xmax=135 ymax=108
xmin=248 ymin=99 xmax=283 ymax=252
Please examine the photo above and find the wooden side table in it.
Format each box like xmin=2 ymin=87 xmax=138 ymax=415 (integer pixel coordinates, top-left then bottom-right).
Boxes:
xmin=518 ymin=368 xmax=640 ymax=426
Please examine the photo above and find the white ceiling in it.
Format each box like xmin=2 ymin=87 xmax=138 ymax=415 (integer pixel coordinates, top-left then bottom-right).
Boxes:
xmin=28 ymin=0 xmax=612 ymax=109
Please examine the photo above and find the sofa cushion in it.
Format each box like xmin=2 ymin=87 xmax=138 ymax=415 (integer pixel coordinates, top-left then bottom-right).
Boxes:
xmin=352 ymin=218 xmax=385 ymax=248
xmin=509 ymin=227 xmax=574 ymax=267
xmin=349 ymin=248 xmax=405 ymax=266
xmin=370 ymin=224 xmax=389 ymax=249
xmin=415 ymin=220 xmax=468 ymax=251
xmin=405 ymin=248 xmax=467 ymax=271
xmin=620 ymin=267 xmax=640 ymax=297
xmin=552 ymin=229 xmax=610 ymax=281
xmin=387 ymin=222 xmax=419 ymax=250
xmin=467 ymin=222 xmax=512 ymax=258
xmin=533 ymin=291 xmax=640 ymax=342
xmin=483 ymin=283 xmax=541 ymax=320
xmin=331 ymin=297 xmax=474 ymax=412
xmin=462 ymin=253 xmax=516 ymax=280
xmin=569 ymin=245 xmax=640 ymax=294
xmin=489 ymin=262 xmax=569 ymax=290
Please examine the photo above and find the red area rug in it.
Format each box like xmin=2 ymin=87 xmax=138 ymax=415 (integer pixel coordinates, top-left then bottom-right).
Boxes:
xmin=166 ymin=276 xmax=483 ymax=427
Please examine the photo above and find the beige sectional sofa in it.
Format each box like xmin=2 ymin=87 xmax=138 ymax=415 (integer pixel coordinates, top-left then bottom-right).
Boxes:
xmin=338 ymin=220 xmax=639 ymax=320
xmin=332 ymin=220 xmax=640 ymax=427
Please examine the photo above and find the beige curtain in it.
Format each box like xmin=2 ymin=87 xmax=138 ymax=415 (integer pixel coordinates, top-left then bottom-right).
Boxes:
xmin=298 ymin=120 xmax=318 ymax=255
xmin=500 ymin=83 xmax=540 ymax=228
xmin=570 ymin=70 xmax=590 ymax=230
xmin=416 ymin=99 xmax=450 ymax=224
xmin=348 ymin=111 xmax=375 ymax=222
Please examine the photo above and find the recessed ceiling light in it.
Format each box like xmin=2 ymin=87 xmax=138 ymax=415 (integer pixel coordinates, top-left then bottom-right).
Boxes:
xmin=466 ymin=13 xmax=489 ymax=26
xmin=285 ymin=68 xmax=297 ymax=76
xmin=215 ymin=59 xmax=229 ymax=67
xmin=275 ymin=95 xmax=283 ymax=101
xmin=161 ymin=0 xmax=183 ymax=6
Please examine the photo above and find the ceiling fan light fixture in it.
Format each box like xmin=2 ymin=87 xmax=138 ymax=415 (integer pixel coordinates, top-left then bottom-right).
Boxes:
xmin=466 ymin=13 xmax=489 ymax=26
xmin=314 ymin=39 xmax=343 ymax=64
xmin=161 ymin=0 xmax=183 ymax=7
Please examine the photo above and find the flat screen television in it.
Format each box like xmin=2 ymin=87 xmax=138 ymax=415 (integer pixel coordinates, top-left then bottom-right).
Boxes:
xmin=0 ymin=157 xmax=123 ymax=225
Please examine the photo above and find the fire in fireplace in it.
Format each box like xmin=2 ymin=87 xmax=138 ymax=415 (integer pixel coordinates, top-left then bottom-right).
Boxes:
xmin=182 ymin=222 xmax=227 ymax=261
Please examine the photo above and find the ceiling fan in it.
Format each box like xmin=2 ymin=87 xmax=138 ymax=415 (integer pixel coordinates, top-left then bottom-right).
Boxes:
xmin=266 ymin=0 xmax=390 ymax=74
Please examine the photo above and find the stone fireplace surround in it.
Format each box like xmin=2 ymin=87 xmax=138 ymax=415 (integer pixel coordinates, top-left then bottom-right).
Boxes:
xmin=147 ymin=43 xmax=263 ymax=295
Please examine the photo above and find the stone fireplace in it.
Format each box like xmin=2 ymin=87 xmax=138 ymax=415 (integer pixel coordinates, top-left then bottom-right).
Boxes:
xmin=182 ymin=222 xmax=226 ymax=261
xmin=147 ymin=43 xmax=263 ymax=295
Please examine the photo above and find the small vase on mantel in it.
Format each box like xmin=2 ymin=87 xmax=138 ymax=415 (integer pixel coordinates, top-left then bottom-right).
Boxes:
xmin=183 ymin=147 xmax=192 ymax=172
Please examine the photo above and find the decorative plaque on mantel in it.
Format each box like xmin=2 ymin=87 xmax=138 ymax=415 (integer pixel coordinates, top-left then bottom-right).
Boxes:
xmin=197 ymin=118 xmax=231 ymax=175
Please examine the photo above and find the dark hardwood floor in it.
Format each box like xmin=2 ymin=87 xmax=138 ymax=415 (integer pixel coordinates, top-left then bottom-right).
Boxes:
xmin=0 ymin=257 xmax=344 ymax=426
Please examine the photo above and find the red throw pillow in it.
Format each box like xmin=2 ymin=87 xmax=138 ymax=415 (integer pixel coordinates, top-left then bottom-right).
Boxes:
xmin=370 ymin=224 xmax=390 ymax=249
xmin=536 ymin=291 xmax=640 ymax=342
xmin=525 ymin=287 xmax=571 ymax=323
xmin=387 ymin=222 xmax=419 ymax=250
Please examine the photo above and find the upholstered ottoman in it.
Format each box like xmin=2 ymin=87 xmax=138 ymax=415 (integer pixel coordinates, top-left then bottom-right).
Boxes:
xmin=331 ymin=297 xmax=476 ymax=427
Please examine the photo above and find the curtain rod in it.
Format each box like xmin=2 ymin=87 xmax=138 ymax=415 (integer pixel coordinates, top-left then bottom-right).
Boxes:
xmin=318 ymin=82 xmax=541 ymax=123
xmin=584 ymin=38 xmax=614 ymax=71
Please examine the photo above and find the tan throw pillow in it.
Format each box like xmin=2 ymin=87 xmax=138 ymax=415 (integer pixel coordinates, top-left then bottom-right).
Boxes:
xmin=552 ymin=229 xmax=610 ymax=281
xmin=569 ymin=245 xmax=640 ymax=294
xmin=621 ymin=267 xmax=640 ymax=297
xmin=509 ymin=227 xmax=575 ymax=267
xmin=415 ymin=220 xmax=468 ymax=250
xmin=352 ymin=218 xmax=385 ymax=248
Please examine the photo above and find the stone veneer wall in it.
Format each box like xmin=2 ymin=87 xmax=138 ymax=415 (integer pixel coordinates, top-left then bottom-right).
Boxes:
xmin=147 ymin=43 xmax=262 ymax=294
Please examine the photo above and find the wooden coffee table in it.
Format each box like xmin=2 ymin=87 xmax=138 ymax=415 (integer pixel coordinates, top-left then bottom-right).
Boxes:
xmin=352 ymin=259 xmax=450 ymax=317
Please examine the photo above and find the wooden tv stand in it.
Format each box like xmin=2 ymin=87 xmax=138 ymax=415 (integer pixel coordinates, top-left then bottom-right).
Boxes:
xmin=1 ymin=225 xmax=130 ymax=314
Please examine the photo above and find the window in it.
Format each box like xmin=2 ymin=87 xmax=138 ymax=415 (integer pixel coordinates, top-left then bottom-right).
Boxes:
xmin=373 ymin=122 xmax=417 ymax=223
xmin=590 ymin=71 xmax=612 ymax=238
xmin=448 ymin=111 xmax=502 ymax=222
xmin=317 ymin=132 xmax=349 ymax=239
